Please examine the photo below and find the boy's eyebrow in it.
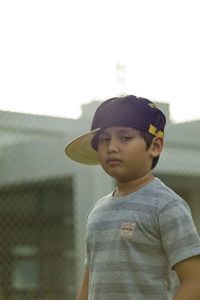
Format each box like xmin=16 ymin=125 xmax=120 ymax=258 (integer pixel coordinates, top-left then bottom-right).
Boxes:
xmin=98 ymin=130 xmax=109 ymax=136
xmin=115 ymin=128 xmax=136 ymax=134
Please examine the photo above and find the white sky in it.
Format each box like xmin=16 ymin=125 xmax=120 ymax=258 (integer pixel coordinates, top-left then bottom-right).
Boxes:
xmin=0 ymin=0 xmax=200 ymax=123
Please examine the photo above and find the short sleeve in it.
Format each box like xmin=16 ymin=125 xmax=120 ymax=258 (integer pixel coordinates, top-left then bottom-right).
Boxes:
xmin=158 ymin=200 xmax=200 ymax=269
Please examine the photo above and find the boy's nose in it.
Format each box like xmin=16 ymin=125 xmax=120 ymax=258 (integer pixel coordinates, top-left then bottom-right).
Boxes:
xmin=107 ymin=138 xmax=119 ymax=153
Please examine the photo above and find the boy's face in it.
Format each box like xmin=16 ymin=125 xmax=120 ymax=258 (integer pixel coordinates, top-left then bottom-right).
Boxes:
xmin=97 ymin=126 xmax=156 ymax=182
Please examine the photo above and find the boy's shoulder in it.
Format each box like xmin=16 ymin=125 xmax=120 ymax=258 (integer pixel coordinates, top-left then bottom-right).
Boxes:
xmin=85 ymin=192 xmax=113 ymax=221
xmin=146 ymin=178 xmax=189 ymax=213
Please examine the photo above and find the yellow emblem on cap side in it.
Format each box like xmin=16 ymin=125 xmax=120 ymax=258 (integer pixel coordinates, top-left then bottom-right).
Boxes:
xmin=148 ymin=124 xmax=164 ymax=137
xmin=148 ymin=103 xmax=159 ymax=109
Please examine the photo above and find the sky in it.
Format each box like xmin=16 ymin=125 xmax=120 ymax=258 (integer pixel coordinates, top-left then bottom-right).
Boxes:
xmin=0 ymin=0 xmax=200 ymax=123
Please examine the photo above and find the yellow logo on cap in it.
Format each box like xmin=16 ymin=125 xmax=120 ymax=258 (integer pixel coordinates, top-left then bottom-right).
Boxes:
xmin=148 ymin=103 xmax=159 ymax=109
xmin=149 ymin=124 xmax=164 ymax=137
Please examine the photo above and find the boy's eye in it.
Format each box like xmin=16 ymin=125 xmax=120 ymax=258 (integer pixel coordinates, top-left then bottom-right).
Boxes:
xmin=121 ymin=136 xmax=132 ymax=141
xmin=99 ymin=137 xmax=110 ymax=143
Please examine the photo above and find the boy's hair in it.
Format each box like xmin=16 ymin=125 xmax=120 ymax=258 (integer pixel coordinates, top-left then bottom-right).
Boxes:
xmin=139 ymin=131 xmax=159 ymax=169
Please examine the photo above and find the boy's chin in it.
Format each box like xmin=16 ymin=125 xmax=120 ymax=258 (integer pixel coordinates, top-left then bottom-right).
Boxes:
xmin=103 ymin=169 xmax=134 ymax=183
xmin=101 ymin=166 xmax=122 ymax=179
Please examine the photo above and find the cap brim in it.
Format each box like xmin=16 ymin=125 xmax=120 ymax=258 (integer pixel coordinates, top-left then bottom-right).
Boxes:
xmin=65 ymin=128 xmax=101 ymax=165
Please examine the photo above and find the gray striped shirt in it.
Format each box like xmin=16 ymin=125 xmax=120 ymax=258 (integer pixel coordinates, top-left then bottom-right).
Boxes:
xmin=85 ymin=178 xmax=200 ymax=300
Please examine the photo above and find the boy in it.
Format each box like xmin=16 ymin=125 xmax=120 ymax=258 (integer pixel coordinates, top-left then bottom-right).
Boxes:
xmin=65 ymin=95 xmax=200 ymax=300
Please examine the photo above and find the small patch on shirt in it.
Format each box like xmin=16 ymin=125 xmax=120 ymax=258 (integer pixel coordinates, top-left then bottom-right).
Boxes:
xmin=120 ymin=222 xmax=136 ymax=238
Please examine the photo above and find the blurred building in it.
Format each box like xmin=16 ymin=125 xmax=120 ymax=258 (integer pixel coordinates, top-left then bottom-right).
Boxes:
xmin=0 ymin=101 xmax=200 ymax=299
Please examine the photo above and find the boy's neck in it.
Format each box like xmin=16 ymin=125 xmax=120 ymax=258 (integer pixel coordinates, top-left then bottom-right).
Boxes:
xmin=114 ymin=172 xmax=155 ymax=197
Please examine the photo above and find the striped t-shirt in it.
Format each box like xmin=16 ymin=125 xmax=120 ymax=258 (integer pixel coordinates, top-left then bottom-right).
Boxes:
xmin=85 ymin=178 xmax=200 ymax=300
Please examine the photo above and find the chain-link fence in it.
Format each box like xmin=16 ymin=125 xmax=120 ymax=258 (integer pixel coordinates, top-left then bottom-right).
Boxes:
xmin=0 ymin=177 xmax=74 ymax=300
xmin=0 ymin=102 xmax=200 ymax=300
xmin=0 ymin=110 xmax=78 ymax=300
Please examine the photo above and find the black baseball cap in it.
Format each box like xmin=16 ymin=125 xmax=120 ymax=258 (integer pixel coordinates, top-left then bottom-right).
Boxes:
xmin=65 ymin=95 xmax=166 ymax=164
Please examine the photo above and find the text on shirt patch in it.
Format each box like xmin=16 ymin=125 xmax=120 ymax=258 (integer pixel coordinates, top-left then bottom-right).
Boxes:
xmin=120 ymin=222 xmax=136 ymax=238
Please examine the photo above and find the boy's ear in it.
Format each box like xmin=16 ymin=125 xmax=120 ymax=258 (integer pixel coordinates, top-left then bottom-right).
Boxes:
xmin=150 ymin=136 xmax=164 ymax=158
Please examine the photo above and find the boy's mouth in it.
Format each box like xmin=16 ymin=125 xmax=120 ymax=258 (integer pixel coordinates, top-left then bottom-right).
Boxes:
xmin=107 ymin=158 xmax=122 ymax=165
